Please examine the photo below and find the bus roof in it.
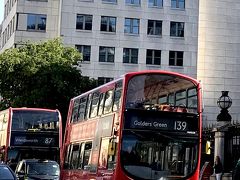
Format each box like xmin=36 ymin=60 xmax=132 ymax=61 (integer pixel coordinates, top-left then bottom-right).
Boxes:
xmin=3 ymin=107 xmax=59 ymax=113
xmin=72 ymin=70 xmax=200 ymax=101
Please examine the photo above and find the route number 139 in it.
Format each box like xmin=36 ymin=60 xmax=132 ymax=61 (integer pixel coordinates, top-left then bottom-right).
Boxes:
xmin=174 ymin=121 xmax=187 ymax=131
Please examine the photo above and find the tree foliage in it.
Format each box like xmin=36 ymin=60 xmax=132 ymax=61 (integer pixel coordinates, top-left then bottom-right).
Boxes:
xmin=0 ymin=38 xmax=96 ymax=122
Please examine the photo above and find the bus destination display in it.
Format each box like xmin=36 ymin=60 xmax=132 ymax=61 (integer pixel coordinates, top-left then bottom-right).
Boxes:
xmin=124 ymin=109 xmax=198 ymax=132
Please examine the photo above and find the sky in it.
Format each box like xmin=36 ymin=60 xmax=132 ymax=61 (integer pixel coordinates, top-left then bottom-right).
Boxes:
xmin=0 ymin=0 xmax=4 ymax=23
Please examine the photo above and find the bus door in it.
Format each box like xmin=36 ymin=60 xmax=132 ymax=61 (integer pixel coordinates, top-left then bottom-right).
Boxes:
xmin=98 ymin=137 xmax=117 ymax=178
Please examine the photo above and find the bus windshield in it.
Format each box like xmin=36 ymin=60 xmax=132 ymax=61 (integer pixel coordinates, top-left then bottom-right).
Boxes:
xmin=126 ymin=74 xmax=198 ymax=113
xmin=122 ymin=73 xmax=200 ymax=179
xmin=121 ymin=130 xmax=198 ymax=179
xmin=11 ymin=110 xmax=59 ymax=131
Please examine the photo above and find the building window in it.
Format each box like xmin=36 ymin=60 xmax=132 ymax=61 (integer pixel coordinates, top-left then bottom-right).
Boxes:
xmin=27 ymin=0 xmax=48 ymax=1
xmin=99 ymin=46 xmax=115 ymax=62
xmin=170 ymin=22 xmax=184 ymax=37
xmin=148 ymin=0 xmax=162 ymax=7
xmin=169 ymin=51 xmax=183 ymax=66
xmin=101 ymin=16 xmax=116 ymax=32
xmin=171 ymin=0 xmax=185 ymax=9
xmin=76 ymin=45 xmax=91 ymax=62
xmin=148 ymin=20 xmax=162 ymax=36
xmin=76 ymin=14 xmax=93 ymax=30
xmin=124 ymin=18 xmax=140 ymax=34
xmin=102 ymin=0 xmax=117 ymax=3
xmin=27 ymin=14 xmax=46 ymax=31
xmin=98 ymin=77 xmax=114 ymax=85
xmin=146 ymin=49 xmax=161 ymax=65
xmin=126 ymin=0 xmax=140 ymax=5
xmin=123 ymin=48 xmax=138 ymax=64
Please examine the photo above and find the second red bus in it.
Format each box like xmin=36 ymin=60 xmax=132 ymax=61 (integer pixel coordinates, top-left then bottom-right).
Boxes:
xmin=0 ymin=107 xmax=62 ymax=170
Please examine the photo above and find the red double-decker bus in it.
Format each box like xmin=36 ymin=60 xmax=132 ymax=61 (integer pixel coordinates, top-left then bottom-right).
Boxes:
xmin=0 ymin=107 xmax=62 ymax=170
xmin=61 ymin=70 xmax=202 ymax=180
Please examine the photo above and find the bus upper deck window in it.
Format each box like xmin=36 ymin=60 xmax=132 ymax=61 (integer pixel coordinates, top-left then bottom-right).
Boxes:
xmin=71 ymin=98 xmax=80 ymax=123
xmin=98 ymin=94 xmax=104 ymax=116
xmin=113 ymin=89 xmax=122 ymax=111
xmin=90 ymin=92 xmax=100 ymax=118
xmin=104 ymin=90 xmax=114 ymax=114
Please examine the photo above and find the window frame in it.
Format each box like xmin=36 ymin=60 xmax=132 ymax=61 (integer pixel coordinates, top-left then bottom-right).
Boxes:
xmin=175 ymin=90 xmax=187 ymax=106
xmin=99 ymin=46 xmax=115 ymax=63
xmin=89 ymin=91 xmax=101 ymax=118
xmin=77 ymin=96 xmax=88 ymax=122
xmin=103 ymin=89 xmax=114 ymax=114
xmin=82 ymin=142 xmax=92 ymax=169
xmin=187 ymin=88 xmax=197 ymax=109
xmin=98 ymin=93 xmax=105 ymax=116
xmin=146 ymin=49 xmax=161 ymax=65
xmin=66 ymin=141 xmax=92 ymax=170
xmin=75 ymin=45 xmax=91 ymax=62
xmin=123 ymin=48 xmax=138 ymax=64
xmin=100 ymin=16 xmax=116 ymax=33
xmin=70 ymin=143 xmax=82 ymax=169
xmin=148 ymin=0 xmax=163 ymax=8
xmin=147 ymin=20 xmax=162 ymax=36
xmin=97 ymin=77 xmax=114 ymax=86
xmin=170 ymin=21 xmax=184 ymax=37
xmin=171 ymin=0 xmax=185 ymax=9
xmin=169 ymin=51 xmax=184 ymax=66
xmin=125 ymin=0 xmax=140 ymax=5
xmin=71 ymin=98 xmax=81 ymax=123
xmin=27 ymin=14 xmax=47 ymax=31
xmin=124 ymin=18 xmax=140 ymax=35
xmin=113 ymin=82 xmax=122 ymax=112
xmin=102 ymin=0 xmax=117 ymax=3
xmin=76 ymin=14 xmax=93 ymax=30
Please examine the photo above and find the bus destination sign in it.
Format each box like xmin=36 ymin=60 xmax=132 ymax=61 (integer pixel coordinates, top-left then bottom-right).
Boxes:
xmin=124 ymin=109 xmax=198 ymax=132
xmin=10 ymin=132 xmax=58 ymax=147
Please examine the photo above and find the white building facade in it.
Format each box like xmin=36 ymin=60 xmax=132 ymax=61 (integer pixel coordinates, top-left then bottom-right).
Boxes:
xmin=0 ymin=0 xmax=214 ymax=121
xmin=198 ymin=0 xmax=240 ymax=126
xmin=1 ymin=0 xmax=199 ymax=78
xmin=60 ymin=0 xmax=199 ymax=81
xmin=1 ymin=0 xmax=61 ymax=51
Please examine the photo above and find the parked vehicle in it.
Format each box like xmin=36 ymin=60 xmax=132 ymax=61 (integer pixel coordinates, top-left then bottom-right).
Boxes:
xmin=15 ymin=159 xmax=60 ymax=180
xmin=0 ymin=163 xmax=17 ymax=180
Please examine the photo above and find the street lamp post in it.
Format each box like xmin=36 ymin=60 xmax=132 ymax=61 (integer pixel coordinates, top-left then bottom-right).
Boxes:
xmin=214 ymin=91 xmax=232 ymax=174
xmin=217 ymin=91 xmax=232 ymax=122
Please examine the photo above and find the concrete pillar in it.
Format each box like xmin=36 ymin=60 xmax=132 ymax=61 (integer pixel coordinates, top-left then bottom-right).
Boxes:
xmin=214 ymin=131 xmax=225 ymax=165
xmin=212 ymin=121 xmax=230 ymax=172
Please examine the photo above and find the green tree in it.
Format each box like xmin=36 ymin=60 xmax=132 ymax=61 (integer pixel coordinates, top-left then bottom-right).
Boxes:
xmin=0 ymin=38 xmax=96 ymax=124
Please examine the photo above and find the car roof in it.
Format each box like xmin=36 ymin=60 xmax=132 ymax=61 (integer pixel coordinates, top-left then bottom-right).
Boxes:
xmin=0 ymin=163 xmax=11 ymax=167
xmin=0 ymin=163 xmax=17 ymax=179
xmin=19 ymin=159 xmax=58 ymax=163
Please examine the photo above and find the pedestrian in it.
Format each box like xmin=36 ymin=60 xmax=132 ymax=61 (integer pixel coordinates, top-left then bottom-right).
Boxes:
xmin=213 ymin=156 xmax=223 ymax=180
xmin=232 ymin=158 xmax=240 ymax=180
